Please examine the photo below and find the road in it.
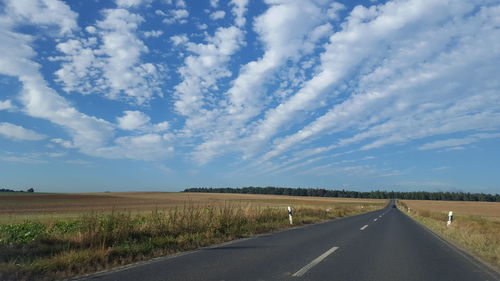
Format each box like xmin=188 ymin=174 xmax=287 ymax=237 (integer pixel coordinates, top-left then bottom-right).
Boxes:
xmin=75 ymin=201 xmax=500 ymax=281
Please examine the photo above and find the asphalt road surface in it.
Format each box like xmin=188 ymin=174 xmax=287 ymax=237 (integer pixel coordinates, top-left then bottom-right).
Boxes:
xmin=75 ymin=201 xmax=500 ymax=281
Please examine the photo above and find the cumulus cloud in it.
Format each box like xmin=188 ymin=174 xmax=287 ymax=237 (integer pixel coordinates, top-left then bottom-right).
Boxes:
xmin=0 ymin=122 xmax=46 ymax=141
xmin=55 ymin=8 xmax=163 ymax=105
xmin=230 ymin=0 xmax=248 ymax=27
xmin=210 ymin=10 xmax=226 ymax=20
xmin=174 ymin=26 xmax=245 ymax=117
xmin=0 ymin=100 xmax=14 ymax=111
xmin=170 ymin=34 xmax=188 ymax=45
xmin=116 ymin=110 xmax=169 ymax=132
xmin=116 ymin=0 xmax=153 ymax=8
xmin=0 ymin=0 xmax=172 ymax=163
xmin=4 ymin=0 xmax=77 ymax=35
xmin=161 ymin=9 xmax=189 ymax=24
xmin=143 ymin=30 xmax=163 ymax=38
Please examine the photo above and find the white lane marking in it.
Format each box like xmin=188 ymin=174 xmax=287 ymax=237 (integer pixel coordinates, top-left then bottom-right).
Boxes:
xmin=360 ymin=225 xmax=368 ymax=231
xmin=374 ymin=218 xmax=378 ymax=222
xmin=292 ymin=246 xmax=339 ymax=277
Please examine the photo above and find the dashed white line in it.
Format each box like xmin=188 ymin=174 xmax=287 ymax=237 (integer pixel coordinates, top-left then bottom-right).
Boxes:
xmin=292 ymin=246 xmax=339 ymax=277
xmin=360 ymin=225 xmax=368 ymax=231
xmin=374 ymin=218 xmax=378 ymax=222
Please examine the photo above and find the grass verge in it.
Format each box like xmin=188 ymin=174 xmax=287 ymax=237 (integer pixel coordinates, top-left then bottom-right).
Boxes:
xmin=397 ymin=200 xmax=500 ymax=270
xmin=0 ymin=202 xmax=382 ymax=281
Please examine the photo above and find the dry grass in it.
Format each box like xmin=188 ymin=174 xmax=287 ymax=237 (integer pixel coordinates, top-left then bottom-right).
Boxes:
xmin=402 ymin=200 xmax=500 ymax=221
xmin=0 ymin=192 xmax=385 ymax=223
xmin=0 ymin=192 xmax=385 ymax=280
xmin=398 ymin=200 xmax=500 ymax=270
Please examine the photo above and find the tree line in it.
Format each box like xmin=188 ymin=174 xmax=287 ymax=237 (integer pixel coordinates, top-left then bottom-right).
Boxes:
xmin=183 ymin=187 xmax=500 ymax=202
xmin=0 ymin=188 xmax=34 ymax=193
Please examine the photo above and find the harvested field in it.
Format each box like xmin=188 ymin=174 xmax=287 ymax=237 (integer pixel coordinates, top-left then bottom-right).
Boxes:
xmin=401 ymin=200 xmax=500 ymax=221
xmin=0 ymin=192 xmax=385 ymax=223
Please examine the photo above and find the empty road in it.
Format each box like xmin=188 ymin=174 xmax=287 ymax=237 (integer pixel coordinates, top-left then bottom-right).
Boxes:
xmin=75 ymin=201 xmax=499 ymax=281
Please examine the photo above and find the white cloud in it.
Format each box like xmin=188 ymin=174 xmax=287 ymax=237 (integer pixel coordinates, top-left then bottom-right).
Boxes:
xmin=0 ymin=1 xmax=116 ymax=156
xmin=210 ymin=0 xmax=219 ymax=8
xmin=0 ymin=100 xmax=14 ymax=111
xmin=419 ymin=133 xmax=500 ymax=151
xmin=174 ymin=26 xmax=244 ymax=116
xmin=55 ymin=8 xmax=164 ymax=105
xmin=230 ymin=0 xmax=248 ymax=27
xmin=4 ymin=0 xmax=77 ymax=35
xmin=51 ymin=138 xmax=75 ymax=148
xmin=96 ymin=134 xmax=174 ymax=161
xmin=327 ymin=2 xmax=346 ymax=21
xmin=117 ymin=110 xmax=169 ymax=132
xmin=170 ymin=34 xmax=189 ymax=45
xmin=254 ymin=0 xmax=499 ymax=163
xmin=191 ymin=0 xmax=334 ymax=163
xmin=197 ymin=23 xmax=208 ymax=30
xmin=0 ymin=155 xmax=47 ymax=164
xmin=162 ymin=9 xmax=189 ymax=24
xmin=117 ymin=110 xmax=150 ymax=131
xmin=0 ymin=122 xmax=46 ymax=141
xmin=144 ymin=30 xmax=163 ymax=38
xmin=210 ymin=10 xmax=226 ymax=20
xmin=116 ymin=0 xmax=153 ymax=8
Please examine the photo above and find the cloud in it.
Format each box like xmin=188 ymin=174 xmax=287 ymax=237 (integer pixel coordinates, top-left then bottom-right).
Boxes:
xmin=143 ymin=30 xmax=163 ymax=38
xmin=3 ymin=0 xmax=77 ymax=35
xmin=95 ymin=134 xmax=174 ymax=161
xmin=255 ymin=0 xmax=500 ymax=163
xmin=419 ymin=133 xmax=500 ymax=151
xmin=162 ymin=9 xmax=189 ymax=24
xmin=116 ymin=110 xmax=169 ymax=132
xmin=170 ymin=34 xmax=188 ymax=45
xmin=115 ymin=0 xmax=153 ymax=8
xmin=0 ymin=122 xmax=46 ymax=141
xmin=0 ymin=0 xmax=113 ymax=152
xmin=55 ymin=8 xmax=163 ymax=105
xmin=0 ymin=100 xmax=14 ymax=111
xmin=210 ymin=10 xmax=226 ymax=20
xmin=0 ymin=155 xmax=47 ymax=164
xmin=190 ymin=0 xmax=335 ymax=163
xmin=174 ymin=26 xmax=244 ymax=117
xmin=51 ymin=138 xmax=75 ymax=148
xmin=230 ymin=0 xmax=248 ymax=27
xmin=210 ymin=0 xmax=219 ymax=8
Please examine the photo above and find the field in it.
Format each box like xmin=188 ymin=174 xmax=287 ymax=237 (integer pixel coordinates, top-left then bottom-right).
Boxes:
xmin=0 ymin=192 xmax=385 ymax=281
xmin=0 ymin=192 xmax=384 ymax=223
xmin=398 ymin=200 xmax=500 ymax=270
xmin=402 ymin=200 xmax=500 ymax=221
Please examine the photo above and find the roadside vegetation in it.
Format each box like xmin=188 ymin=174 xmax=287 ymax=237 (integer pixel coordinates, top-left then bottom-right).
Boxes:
xmin=397 ymin=200 xmax=500 ymax=270
xmin=0 ymin=202 xmax=382 ymax=281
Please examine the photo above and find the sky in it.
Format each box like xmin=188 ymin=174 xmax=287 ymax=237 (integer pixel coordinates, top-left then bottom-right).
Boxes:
xmin=0 ymin=0 xmax=499 ymax=194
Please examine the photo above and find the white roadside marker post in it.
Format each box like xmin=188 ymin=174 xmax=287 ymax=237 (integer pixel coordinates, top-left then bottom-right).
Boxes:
xmin=447 ymin=211 xmax=453 ymax=226
xmin=288 ymin=206 xmax=293 ymax=225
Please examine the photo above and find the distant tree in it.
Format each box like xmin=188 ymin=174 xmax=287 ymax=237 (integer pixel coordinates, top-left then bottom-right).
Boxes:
xmin=27 ymin=188 xmax=34 ymax=193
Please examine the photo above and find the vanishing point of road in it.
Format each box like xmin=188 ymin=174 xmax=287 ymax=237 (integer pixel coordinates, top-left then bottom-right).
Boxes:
xmin=74 ymin=201 xmax=500 ymax=281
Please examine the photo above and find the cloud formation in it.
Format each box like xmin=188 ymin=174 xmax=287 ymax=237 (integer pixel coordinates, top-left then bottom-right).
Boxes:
xmin=1 ymin=0 xmax=499 ymax=189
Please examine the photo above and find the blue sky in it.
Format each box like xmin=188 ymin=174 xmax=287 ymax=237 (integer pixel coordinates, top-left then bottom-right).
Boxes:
xmin=0 ymin=0 xmax=499 ymax=193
